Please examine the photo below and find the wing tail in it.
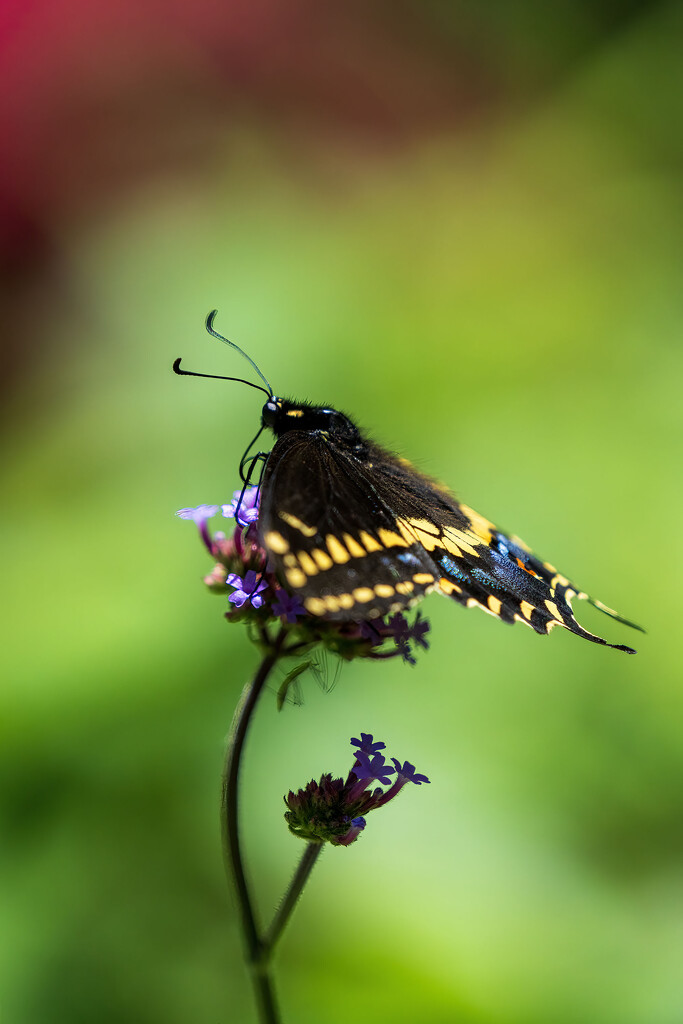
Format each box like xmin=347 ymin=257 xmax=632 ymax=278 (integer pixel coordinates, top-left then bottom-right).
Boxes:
xmin=585 ymin=596 xmax=646 ymax=634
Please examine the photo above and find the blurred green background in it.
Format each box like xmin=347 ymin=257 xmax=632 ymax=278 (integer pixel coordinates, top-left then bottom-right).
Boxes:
xmin=1 ymin=2 xmax=682 ymax=1022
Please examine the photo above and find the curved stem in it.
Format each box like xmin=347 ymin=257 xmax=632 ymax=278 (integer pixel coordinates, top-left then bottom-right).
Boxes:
xmin=262 ymin=842 xmax=323 ymax=958
xmin=221 ymin=628 xmax=286 ymax=1024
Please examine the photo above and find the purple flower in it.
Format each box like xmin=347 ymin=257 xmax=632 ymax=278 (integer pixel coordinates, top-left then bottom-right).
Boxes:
xmin=284 ymin=734 xmax=430 ymax=846
xmin=410 ymin=617 xmax=430 ymax=651
xmin=176 ymin=504 xmax=221 ymax=551
xmin=334 ymin=817 xmax=366 ymax=847
xmin=221 ymin=486 xmax=260 ymax=527
xmin=391 ymin=759 xmax=430 ymax=785
xmin=350 ymin=751 xmax=396 ymax=788
xmin=385 ymin=612 xmax=430 ymax=664
xmin=226 ymin=570 xmax=269 ymax=610
xmin=375 ymin=757 xmax=431 ymax=807
xmin=359 ymin=621 xmax=383 ymax=644
xmin=272 ymin=589 xmax=307 ymax=624
xmin=176 ymin=504 xmax=220 ymax=523
xmin=351 ymin=733 xmax=386 ymax=757
xmin=177 ymin=481 xmax=433 ymax=672
xmin=387 ymin=612 xmax=411 ymax=640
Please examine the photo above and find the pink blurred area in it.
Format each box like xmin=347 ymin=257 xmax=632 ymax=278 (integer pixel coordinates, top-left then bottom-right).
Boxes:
xmin=0 ymin=0 xmax=487 ymax=264
xmin=0 ymin=0 xmax=668 ymax=392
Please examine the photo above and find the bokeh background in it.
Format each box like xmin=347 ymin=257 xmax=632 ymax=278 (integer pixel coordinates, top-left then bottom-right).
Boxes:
xmin=2 ymin=2 xmax=682 ymax=1022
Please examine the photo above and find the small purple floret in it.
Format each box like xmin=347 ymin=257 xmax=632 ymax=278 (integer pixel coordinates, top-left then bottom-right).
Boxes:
xmin=411 ymin=617 xmax=430 ymax=651
xmin=176 ymin=504 xmax=221 ymax=551
xmin=359 ymin=621 xmax=383 ymax=644
xmin=351 ymin=733 xmax=386 ymax=756
xmin=334 ymin=817 xmax=367 ymax=846
xmin=272 ymin=589 xmax=307 ymax=623
xmin=176 ymin=504 xmax=220 ymax=523
xmin=391 ymin=758 xmax=430 ymax=785
xmin=352 ymin=751 xmax=396 ymax=786
xmin=221 ymin=486 xmax=261 ymax=527
xmin=227 ymin=569 xmax=269 ymax=609
xmin=386 ymin=612 xmax=431 ymax=663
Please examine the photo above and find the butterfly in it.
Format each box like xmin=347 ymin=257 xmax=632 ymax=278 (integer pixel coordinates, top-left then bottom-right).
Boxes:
xmin=175 ymin=313 xmax=644 ymax=653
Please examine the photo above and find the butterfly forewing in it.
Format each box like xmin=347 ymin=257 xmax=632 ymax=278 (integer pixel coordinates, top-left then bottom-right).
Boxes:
xmin=259 ymin=432 xmax=440 ymax=619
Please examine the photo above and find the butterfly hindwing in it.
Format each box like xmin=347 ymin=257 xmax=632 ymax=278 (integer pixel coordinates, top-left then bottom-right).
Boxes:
xmin=367 ymin=453 xmax=640 ymax=652
xmin=258 ymin=397 xmax=641 ymax=652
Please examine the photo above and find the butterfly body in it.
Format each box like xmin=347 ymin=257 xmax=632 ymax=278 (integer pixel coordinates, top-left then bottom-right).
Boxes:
xmin=257 ymin=396 xmax=642 ymax=653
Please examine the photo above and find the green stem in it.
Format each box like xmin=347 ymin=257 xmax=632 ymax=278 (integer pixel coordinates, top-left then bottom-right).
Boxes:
xmin=262 ymin=842 xmax=323 ymax=958
xmin=221 ymin=628 xmax=286 ymax=1024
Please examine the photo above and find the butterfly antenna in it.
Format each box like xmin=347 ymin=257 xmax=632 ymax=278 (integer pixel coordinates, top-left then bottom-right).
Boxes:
xmin=205 ymin=310 xmax=274 ymax=398
xmin=172 ymin=358 xmax=271 ymax=398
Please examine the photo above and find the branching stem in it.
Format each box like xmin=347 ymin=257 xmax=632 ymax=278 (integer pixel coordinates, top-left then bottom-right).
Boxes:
xmin=221 ymin=628 xmax=286 ymax=1023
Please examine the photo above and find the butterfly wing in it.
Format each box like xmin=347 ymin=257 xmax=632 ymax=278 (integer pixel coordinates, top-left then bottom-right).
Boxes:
xmin=260 ymin=432 xmax=642 ymax=652
xmin=370 ymin=452 xmax=643 ymax=653
xmin=259 ymin=431 xmax=439 ymax=619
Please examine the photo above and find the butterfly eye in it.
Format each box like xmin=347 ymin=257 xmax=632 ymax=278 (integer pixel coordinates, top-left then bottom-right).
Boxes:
xmin=261 ymin=399 xmax=280 ymax=428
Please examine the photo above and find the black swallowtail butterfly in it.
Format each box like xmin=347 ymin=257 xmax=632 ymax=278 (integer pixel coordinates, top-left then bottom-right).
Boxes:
xmin=174 ymin=313 xmax=643 ymax=653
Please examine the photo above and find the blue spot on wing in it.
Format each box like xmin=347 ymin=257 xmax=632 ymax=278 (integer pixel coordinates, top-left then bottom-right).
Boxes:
xmin=470 ymin=566 xmax=504 ymax=591
xmin=398 ymin=552 xmax=422 ymax=568
xmin=439 ymin=554 xmax=471 ymax=583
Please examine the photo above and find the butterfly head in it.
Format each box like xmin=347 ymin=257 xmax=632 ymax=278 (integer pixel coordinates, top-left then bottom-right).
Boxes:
xmin=262 ymin=396 xmax=361 ymax=442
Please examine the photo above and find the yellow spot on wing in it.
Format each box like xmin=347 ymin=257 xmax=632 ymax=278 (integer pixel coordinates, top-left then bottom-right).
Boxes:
xmin=407 ymin=518 xmax=439 ymax=535
xmin=395 ymin=581 xmax=414 ymax=595
xmin=343 ymin=533 xmax=366 ymax=559
xmin=519 ymin=600 xmax=535 ymax=621
xmin=442 ymin=526 xmax=481 ymax=558
xmin=298 ymin=552 xmax=318 ymax=576
xmin=440 ymin=534 xmax=463 ymax=558
xmin=378 ymin=528 xmax=408 ymax=548
xmin=311 ymin=548 xmax=333 ymax=571
xmin=286 ymin=568 xmax=307 ymax=588
xmin=488 ymin=595 xmax=502 ymax=615
xmin=304 ymin=597 xmax=326 ymax=616
xmin=550 ymin=573 xmax=570 ymax=589
xmin=323 ymin=595 xmax=341 ymax=612
xmin=359 ymin=530 xmax=382 ymax=553
xmin=352 ymin=587 xmax=375 ymax=603
xmin=396 ymin=519 xmax=418 ymax=544
xmin=337 ymin=593 xmax=355 ymax=610
xmin=413 ymin=573 xmax=434 ymax=585
xmin=405 ymin=521 xmax=440 ymax=552
xmin=457 ymin=504 xmax=494 ymax=544
xmin=545 ymin=600 xmax=561 ymax=620
xmin=326 ymin=535 xmax=350 ymax=564
xmin=265 ymin=531 xmax=289 ymax=554
xmin=439 ymin=578 xmax=461 ymax=595
xmin=279 ymin=511 xmax=317 ymax=537
xmin=374 ymin=584 xmax=395 ymax=598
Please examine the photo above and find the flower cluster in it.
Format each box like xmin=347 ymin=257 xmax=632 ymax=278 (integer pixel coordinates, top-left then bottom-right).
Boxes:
xmin=176 ymin=487 xmax=431 ymax=665
xmin=284 ymin=733 xmax=430 ymax=846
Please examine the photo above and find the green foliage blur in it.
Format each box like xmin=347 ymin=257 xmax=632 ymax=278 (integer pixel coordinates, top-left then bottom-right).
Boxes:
xmin=1 ymin=4 xmax=682 ymax=1023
